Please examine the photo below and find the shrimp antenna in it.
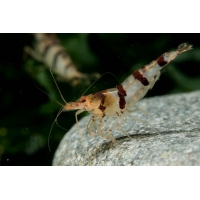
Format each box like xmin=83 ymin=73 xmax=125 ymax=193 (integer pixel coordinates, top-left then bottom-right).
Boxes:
xmin=49 ymin=69 xmax=67 ymax=104
xmin=81 ymin=71 xmax=120 ymax=96
xmin=48 ymin=107 xmax=65 ymax=152
xmin=55 ymin=121 xmax=68 ymax=131
xmin=33 ymin=84 xmax=65 ymax=107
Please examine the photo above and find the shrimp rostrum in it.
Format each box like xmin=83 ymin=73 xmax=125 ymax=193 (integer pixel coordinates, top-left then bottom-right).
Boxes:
xmin=62 ymin=43 xmax=192 ymax=142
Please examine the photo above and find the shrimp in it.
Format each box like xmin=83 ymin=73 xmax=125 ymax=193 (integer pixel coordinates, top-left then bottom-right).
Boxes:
xmin=58 ymin=43 xmax=192 ymax=143
xmin=24 ymin=33 xmax=100 ymax=86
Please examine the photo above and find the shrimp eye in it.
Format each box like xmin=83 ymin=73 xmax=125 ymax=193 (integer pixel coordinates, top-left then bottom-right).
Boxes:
xmin=81 ymin=99 xmax=86 ymax=103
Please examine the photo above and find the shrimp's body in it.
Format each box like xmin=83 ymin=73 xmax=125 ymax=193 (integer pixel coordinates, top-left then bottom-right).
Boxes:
xmin=61 ymin=43 xmax=192 ymax=141
xmin=25 ymin=33 xmax=100 ymax=86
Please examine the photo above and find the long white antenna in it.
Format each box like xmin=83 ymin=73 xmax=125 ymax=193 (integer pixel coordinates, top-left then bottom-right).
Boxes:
xmin=48 ymin=107 xmax=65 ymax=152
xmin=33 ymin=84 xmax=64 ymax=107
xmin=49 ymin=69 xmax=67 ymax=104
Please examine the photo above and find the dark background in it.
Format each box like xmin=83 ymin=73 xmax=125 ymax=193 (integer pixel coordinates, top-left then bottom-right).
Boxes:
xmin=0 ymin=33 xmax=200 ymax=166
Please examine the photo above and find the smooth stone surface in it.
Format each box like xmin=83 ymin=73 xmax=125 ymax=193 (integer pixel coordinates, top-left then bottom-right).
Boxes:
xmin=53 ymin=91 xmax=200 ymax=166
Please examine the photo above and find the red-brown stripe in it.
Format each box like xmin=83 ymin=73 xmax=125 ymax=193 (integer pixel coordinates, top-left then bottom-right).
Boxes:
xmin=156 ymin=55 xmax=168 ymax=67
xmin=119 ymin=98 xmax=126 ymax=109
xmin=132 ymin=70 xmax=149 ymax=86
xmin=98 ymin=104 xmax=106 ymax=112
xmin=92 ymin=91 xmax=107 ymax=114
xmin=116 ymin=84 xmax=127 ymax=97
xmin=116 ymin=84 xmax=127 ymax=109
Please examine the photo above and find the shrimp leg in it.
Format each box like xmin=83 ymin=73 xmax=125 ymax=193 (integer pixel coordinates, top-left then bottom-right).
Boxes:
xmin=126 ymin=110 xmax=159 ymax=134
xmin=117 ymin=112 xmax=133 ymax=140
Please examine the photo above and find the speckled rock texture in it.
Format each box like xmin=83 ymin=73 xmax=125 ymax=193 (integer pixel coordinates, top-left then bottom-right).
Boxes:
xmin=53 ymin=91 xmax=200 ymax=166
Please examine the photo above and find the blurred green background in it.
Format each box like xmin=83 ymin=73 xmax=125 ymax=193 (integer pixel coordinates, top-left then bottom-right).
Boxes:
xmin=0 ymin=33 xmax=200 ymax=166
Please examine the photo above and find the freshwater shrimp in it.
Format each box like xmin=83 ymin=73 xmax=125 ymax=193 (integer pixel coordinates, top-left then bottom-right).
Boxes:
xmin=25 ymin=33 xmax=100 ymax=86
xmin=53 ymin=43 xmax=192 ymax=144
